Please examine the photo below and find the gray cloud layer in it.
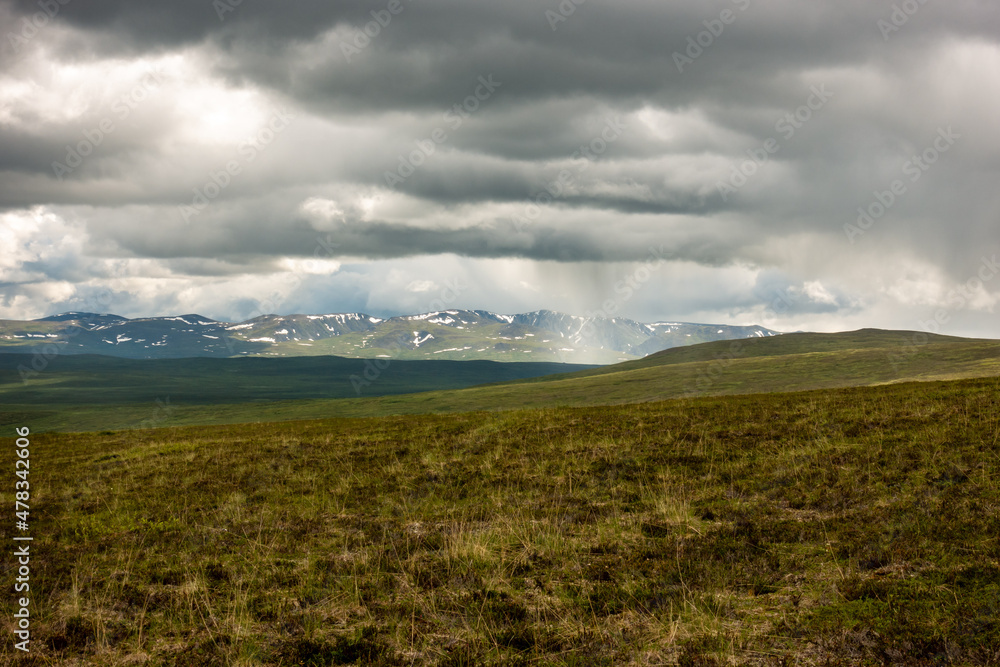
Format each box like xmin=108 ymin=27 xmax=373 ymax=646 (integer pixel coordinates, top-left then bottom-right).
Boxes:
xmin=1 ymin=0 xmax=998 ymax=334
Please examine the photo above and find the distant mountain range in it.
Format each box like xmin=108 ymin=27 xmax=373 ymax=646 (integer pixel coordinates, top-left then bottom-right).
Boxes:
xmin=0 ymin=309 xmax=781 ymax=363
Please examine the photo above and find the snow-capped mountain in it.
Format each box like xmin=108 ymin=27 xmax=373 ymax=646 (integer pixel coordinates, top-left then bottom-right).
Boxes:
xmin=0 ymin=309 xmax=781 ymax=363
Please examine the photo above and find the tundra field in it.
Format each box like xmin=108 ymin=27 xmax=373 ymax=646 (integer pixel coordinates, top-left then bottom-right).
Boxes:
xmin=2 ymin=374 xmax=1000 ymax=665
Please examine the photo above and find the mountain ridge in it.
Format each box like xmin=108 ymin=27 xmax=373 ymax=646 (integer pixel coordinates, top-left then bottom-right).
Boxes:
xmin=2 ymin=308 xmax=782 ymax=363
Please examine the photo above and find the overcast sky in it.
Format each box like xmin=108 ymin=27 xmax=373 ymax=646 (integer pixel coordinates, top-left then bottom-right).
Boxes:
xmin=1 ymin=0 xmax=998 ymax=335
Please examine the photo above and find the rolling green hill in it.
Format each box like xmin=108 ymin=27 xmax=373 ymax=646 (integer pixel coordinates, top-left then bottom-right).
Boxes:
xmin=5 ymin=376 xmax=999 ymax=663
xmin=0 ymin=354 xmax=595 ymax=432
xmin=3 ymin=328 xmax=999 ymax=433
xmin=0 ymin=353 xmax=598 ymax=405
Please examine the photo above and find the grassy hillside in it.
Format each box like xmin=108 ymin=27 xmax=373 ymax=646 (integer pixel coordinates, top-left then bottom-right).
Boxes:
xmin=0 ymin=354 xmax=593 ymax=432
xmin=3 ymin=377 xmax=998 ymax=664
xmin=511 ymin=328 xmax=995 ymax=377
xmin=5 ymin=329 xmax=998 ymax=433
xmin=0 ymin=353 xmax=597 ymax=405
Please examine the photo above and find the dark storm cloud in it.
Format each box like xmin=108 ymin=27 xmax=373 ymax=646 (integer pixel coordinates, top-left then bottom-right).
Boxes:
xmin=9 ymin=1 xmax=997 ymax=111
xmin=69 ymin=190 xmax=737 ymax=266
xmin=294 ymin=216 xmax=736 ymax=265
xmin=6 ymin=0 xmax=368 ymax=52
xmin=2 ymin=0 xmax=999 ymax=331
